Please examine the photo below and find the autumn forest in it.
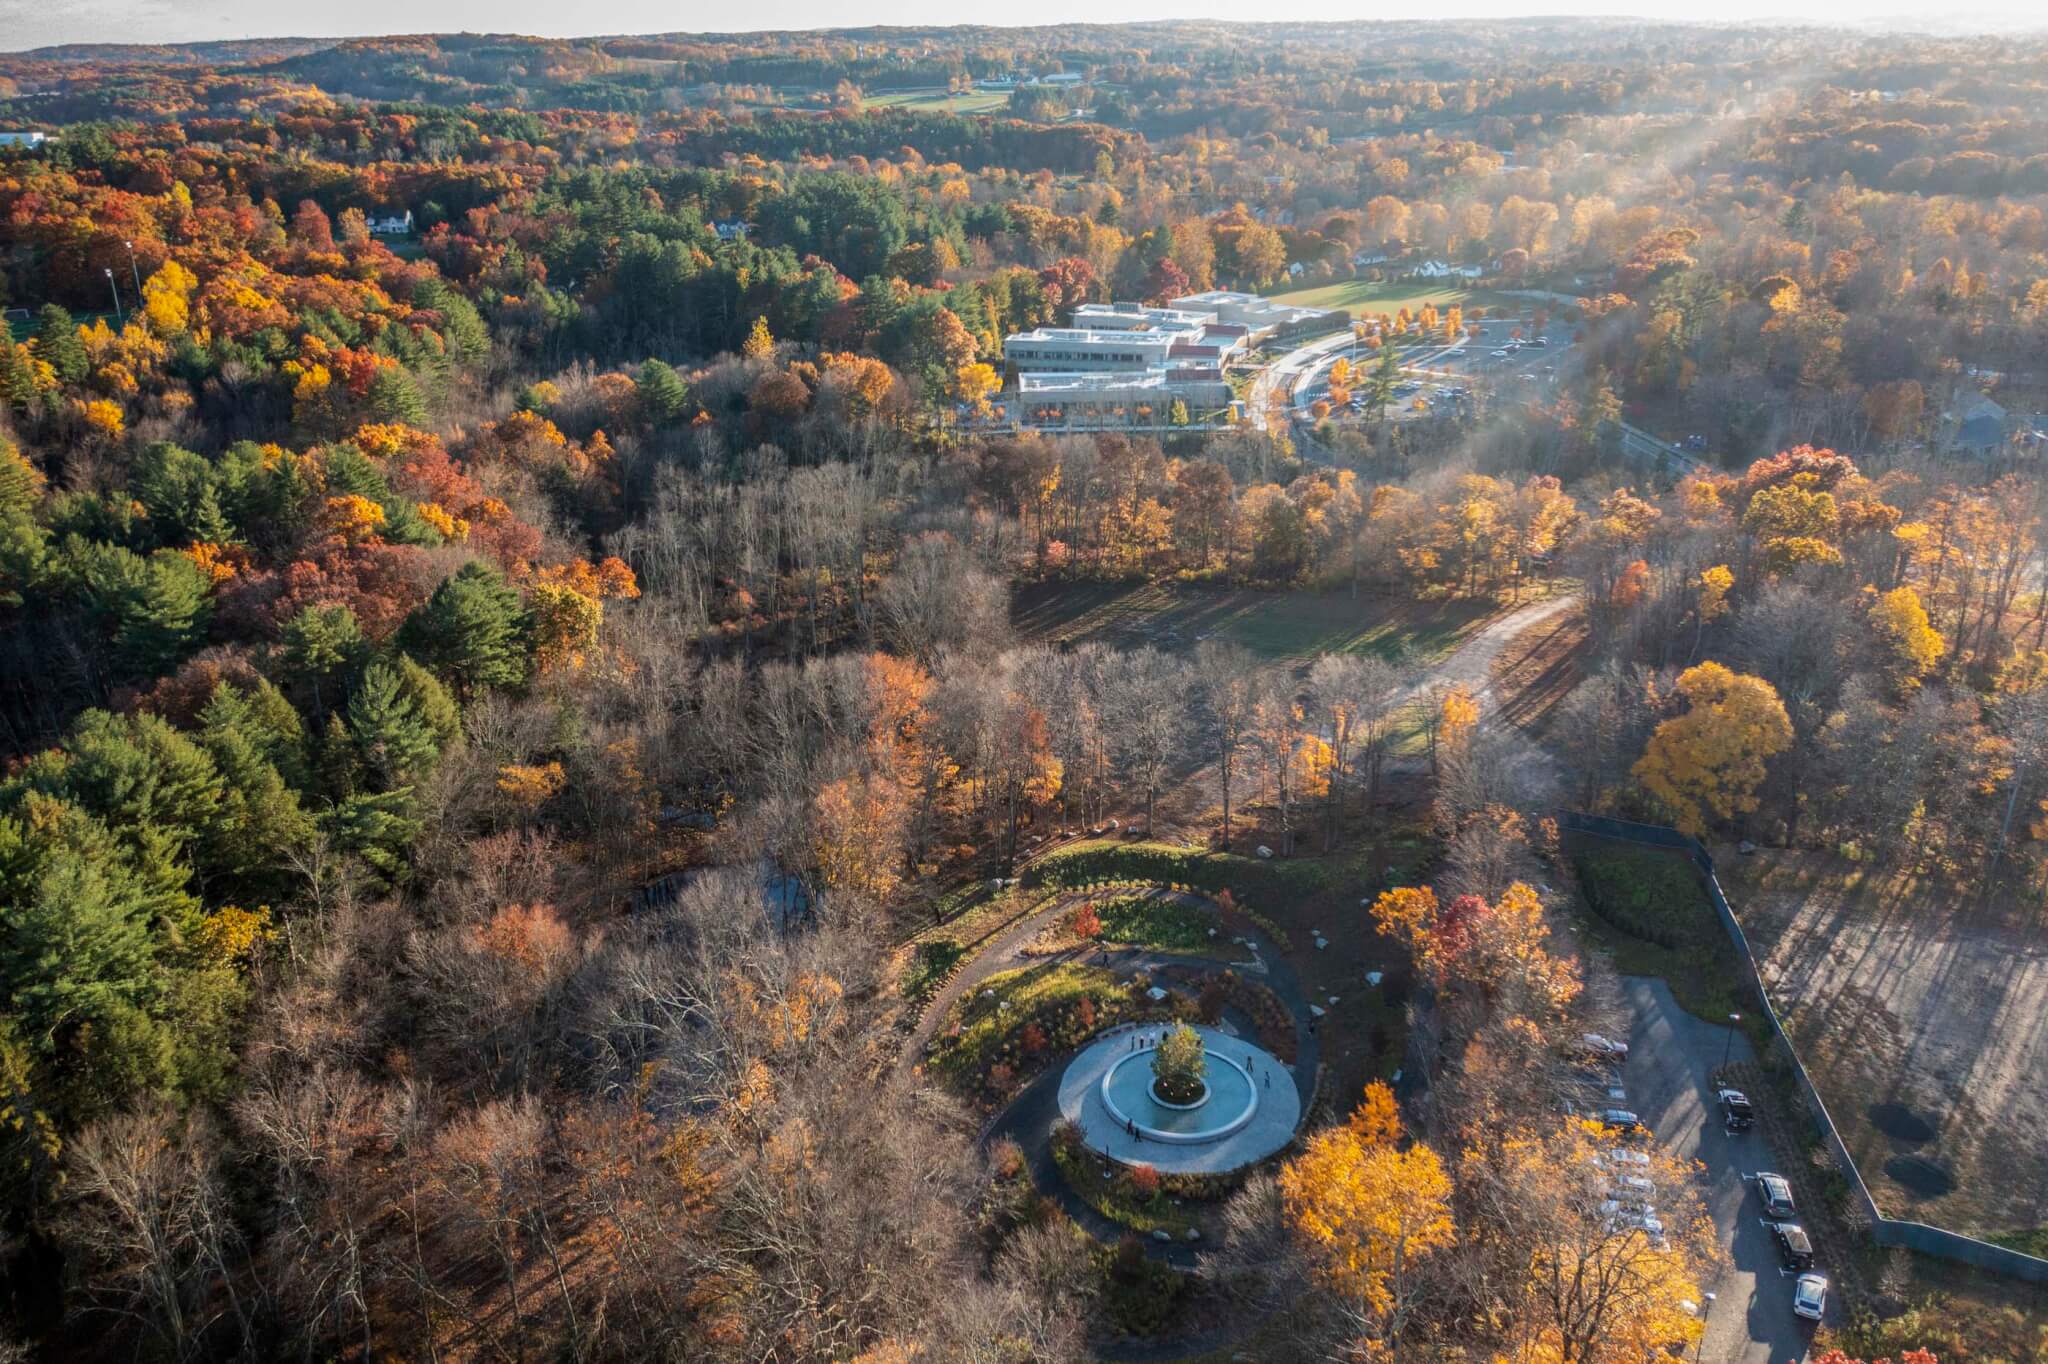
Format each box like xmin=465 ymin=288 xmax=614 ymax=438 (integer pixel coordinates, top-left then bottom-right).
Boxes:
xmin=0 ymin=17 xmax=2046 ymax=1364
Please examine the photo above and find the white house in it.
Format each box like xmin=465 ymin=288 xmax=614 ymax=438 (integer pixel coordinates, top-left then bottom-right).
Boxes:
xmin=368 ymin=210 xmax=414 ymax=236
xmin=712 ymin=220 xmax=751 ymax=242
xmin=1413 ymin=259 xmax=1483 ymax=280
xmin=0 ymin=132 xmax=47 ymax=149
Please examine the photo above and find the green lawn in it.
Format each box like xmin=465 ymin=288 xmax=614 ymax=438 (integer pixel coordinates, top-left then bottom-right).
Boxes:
xmin=1265 ymin=277 xmax=1518 ymax=318
xmin=1568 ymin=841 xmax=1757 ymax=1035
xmin=863 ymin=87 xmax=1010 ymax=113
xmin=1092 ymin=893 xmax=1221 ymax=952
xmin=1012 ymin=580 xmax=1503 ymax=664
xmin=902 ymin=938 xmax=966 ymax=1003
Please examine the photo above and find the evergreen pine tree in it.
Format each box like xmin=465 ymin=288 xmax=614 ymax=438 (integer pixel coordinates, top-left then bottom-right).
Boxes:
xmin=32 ymin=304 xmax=88 ymax=385
xmin=282 ymin=604 xmax=368 ymax=719
xmin=346 ymin=660 xmax=441 ymax=791
xmin=0 ymin=438 xmax=49 ymax=606
xmin=637 ymin=358 xmax=692 ymax=424
xmin=368 ymin=364 xmax=429 ymax=426
xmin=399 ymin=562 xmax=532 ymax=696
xmin=395 ymin=654 xmax=462 ymax=753
xmin=113 ymin=551 xmax=211 ymax=677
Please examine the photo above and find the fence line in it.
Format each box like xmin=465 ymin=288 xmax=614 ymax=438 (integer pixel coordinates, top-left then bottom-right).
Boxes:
xmin=1560 ymin=810 xmax=2048 ymax=1286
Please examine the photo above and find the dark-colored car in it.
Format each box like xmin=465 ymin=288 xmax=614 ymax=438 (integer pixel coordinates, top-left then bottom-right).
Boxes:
xmin=1719 ymin=1088 xmax=1755 ymax=1131
xmin=1600 ymin=1108 xmax=1643 ymax=1134
xmin=1771 ymin=1221 xmax=1815 ymax=1271
xmin=1756 ymin=1172 xmax=1798 ymax=1219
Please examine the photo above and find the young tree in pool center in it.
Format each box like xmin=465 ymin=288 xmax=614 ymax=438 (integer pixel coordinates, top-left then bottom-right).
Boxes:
xmin=1152 ymin=1022 xmax=1207 ymax=1103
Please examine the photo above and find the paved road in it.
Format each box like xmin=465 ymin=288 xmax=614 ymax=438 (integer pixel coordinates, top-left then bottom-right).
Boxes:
xmin=1247 ymin=327 xmax=1359 ymax=430
xmin=1620 ymin=977 xmax=1815 ymax=1364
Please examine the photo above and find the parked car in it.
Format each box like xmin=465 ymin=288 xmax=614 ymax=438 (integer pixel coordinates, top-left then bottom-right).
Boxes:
xmin=1599 ymin=1108 xmax=1643 ymax=1134
xmin=1490 ymin=348 xmax=1511 ymax=358
xmin=1526 ymin=336 xmax=1549 ymax=347
xmin=1792 ymin=1272 xmax=1828 ymax=1322
xmin=1719 ymin=1088 xmax=1755 ymax=1130
xmin=1771 ymin=1221 xmax=1816 ymax=1271
xmin=1579 ymin=1033 xmax=1631 ymax=1061
xmin=1593 ymin=1148 xmax=1651 ymax=1171
xmin=1756 ymin=1172 xmax=1798 ymax=1219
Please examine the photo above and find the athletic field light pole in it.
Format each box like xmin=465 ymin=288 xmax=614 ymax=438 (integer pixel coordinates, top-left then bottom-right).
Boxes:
xmin=103 ymin=268 xmax=122 ymax=326
xmin=125 ymin=240 xmax=143 ymax=301
xmin=1720 ymin=1012 xmax=1741 ymax=1075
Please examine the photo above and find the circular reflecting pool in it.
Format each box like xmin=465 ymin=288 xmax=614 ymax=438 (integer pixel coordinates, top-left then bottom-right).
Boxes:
xmin=1098 ymin=1045 xmax=1259 ymax=1144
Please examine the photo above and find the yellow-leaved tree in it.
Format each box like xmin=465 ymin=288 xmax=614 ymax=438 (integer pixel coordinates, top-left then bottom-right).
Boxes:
xmin=1485 ymin=1120 xmax=1713 ymax=1364
xmin=1632 ymin=662 xmax=1792 ymax=836
xmin=1868 ymin=585 xmax=1945 ymax=689
xmin=1279 ymin=1081 xmax=1454 ymax=1353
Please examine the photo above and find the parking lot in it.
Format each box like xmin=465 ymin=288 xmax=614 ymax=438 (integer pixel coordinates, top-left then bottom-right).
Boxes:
xmin=1618 ymin=977 xmax=1826 ymax=1364
xmin=1291 ymin=314 xmax=1575 ymax=424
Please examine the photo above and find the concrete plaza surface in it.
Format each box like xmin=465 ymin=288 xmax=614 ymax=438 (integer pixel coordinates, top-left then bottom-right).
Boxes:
xmin=1059 ymin=1022 xmax=1301 ymax=1174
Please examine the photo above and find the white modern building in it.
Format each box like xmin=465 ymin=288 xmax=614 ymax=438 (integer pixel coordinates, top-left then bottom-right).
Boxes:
xmin=1011 ymin=369 xmax=1236 ymax=432
xmin=1169 ymin=290 xmax=1336 ymax=339
xmin=0 ymin=132 xmax=47 ymax=149
xmin=1004 ymin=326 xmax=1180 ymax=373
xmin=1070 ymin=302 xmax=1214 ymax=335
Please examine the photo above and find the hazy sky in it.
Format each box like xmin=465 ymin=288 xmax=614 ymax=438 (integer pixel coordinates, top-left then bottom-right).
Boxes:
xmin=2 ymin=0 xmax=2043 ymax=51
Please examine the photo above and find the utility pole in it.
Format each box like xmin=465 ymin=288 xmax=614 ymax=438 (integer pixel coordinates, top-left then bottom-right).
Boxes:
xmin=1719 ymin=1013 xmax=1741 ymax=1078
xmin=103 ymin=268 xmax=122 ymax=326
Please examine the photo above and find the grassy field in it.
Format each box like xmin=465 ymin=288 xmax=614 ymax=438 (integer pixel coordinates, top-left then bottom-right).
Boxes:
xmin=863 ymin=87 xmax=1010 ymax=113
xmin=1265 ymin=277 xmax=1518 ymax=317
xmin=1568 ymin=841 xmax=1756 ymax=1033
xmin=1012 ymin=579 xmax=1504 ymax=664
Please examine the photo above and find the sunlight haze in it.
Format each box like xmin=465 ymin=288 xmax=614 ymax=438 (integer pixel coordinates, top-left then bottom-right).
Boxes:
xmin=3 ymin=0 xmax=2044 ymax=49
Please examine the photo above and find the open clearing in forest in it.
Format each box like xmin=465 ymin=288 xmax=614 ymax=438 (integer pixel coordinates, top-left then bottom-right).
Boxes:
xmin=1264 ymin=277 xmax=1518 ymax=317
xmin=1715 ymin=850 xmax=2048 ymax=1246
xmin=862 ymin=86 xmax=1010 ymax=113
xmin=1011 ymin=579 xmax=1503 ymax=664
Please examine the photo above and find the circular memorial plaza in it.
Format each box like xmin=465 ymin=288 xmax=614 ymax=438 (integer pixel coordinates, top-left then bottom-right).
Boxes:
xmin=1057 ymin=1021 xmax=1302 ymax=1175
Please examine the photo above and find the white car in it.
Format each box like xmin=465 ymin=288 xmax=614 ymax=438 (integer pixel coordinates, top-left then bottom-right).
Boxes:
xmin=1490 ymin=348 xmax=1511 ymax=358
xmin=1594 ymin=1149 xmax=1652 ymax=1171
xmin=1793 ymin=1272 xmax=1828 ymax=1321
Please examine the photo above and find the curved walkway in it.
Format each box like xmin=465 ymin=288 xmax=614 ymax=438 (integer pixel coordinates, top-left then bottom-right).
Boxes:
xmin=908 ymin=887 xmax=1320 ymax=1253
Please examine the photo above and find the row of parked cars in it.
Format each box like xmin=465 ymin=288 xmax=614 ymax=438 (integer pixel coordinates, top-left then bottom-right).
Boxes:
xmin=1573 ymin=1034 xmax=1829 ymax=1329
xmin=1723 ymin=1088 xmax=1830 ymax=1324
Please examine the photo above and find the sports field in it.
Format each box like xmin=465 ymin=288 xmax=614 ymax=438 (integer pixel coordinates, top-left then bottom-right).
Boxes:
xmin=1265 ymin=277 xmax=1515 ymax=318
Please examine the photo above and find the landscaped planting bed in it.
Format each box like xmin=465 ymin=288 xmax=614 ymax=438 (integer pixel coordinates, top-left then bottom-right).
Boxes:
xmin=926 ymin=962 xmax=1184 ymax=1108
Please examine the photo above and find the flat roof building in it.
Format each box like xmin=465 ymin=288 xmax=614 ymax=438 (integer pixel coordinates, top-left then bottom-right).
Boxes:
xmin=1169 ymin=290 xmax=1336 ymax=338
xmin=1004 ymin=326 xmax=1180 ymax=373
xmin=1011 ymin=368 xmax=1236 ymax=432
xmin=1070 ymin=302 xmax=1217 ymax=333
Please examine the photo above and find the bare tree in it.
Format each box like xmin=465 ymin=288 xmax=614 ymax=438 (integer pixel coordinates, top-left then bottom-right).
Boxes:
xmin=1309 ymin=652 xmax=1406 ymax=847
xmin=1196 ymin=641 xmax=1259 ymax=847
xmin=1104 ymin=647 xmax=1193 ymax=836
xmin=59 ymin=1108 xmax=246 ymax=1362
